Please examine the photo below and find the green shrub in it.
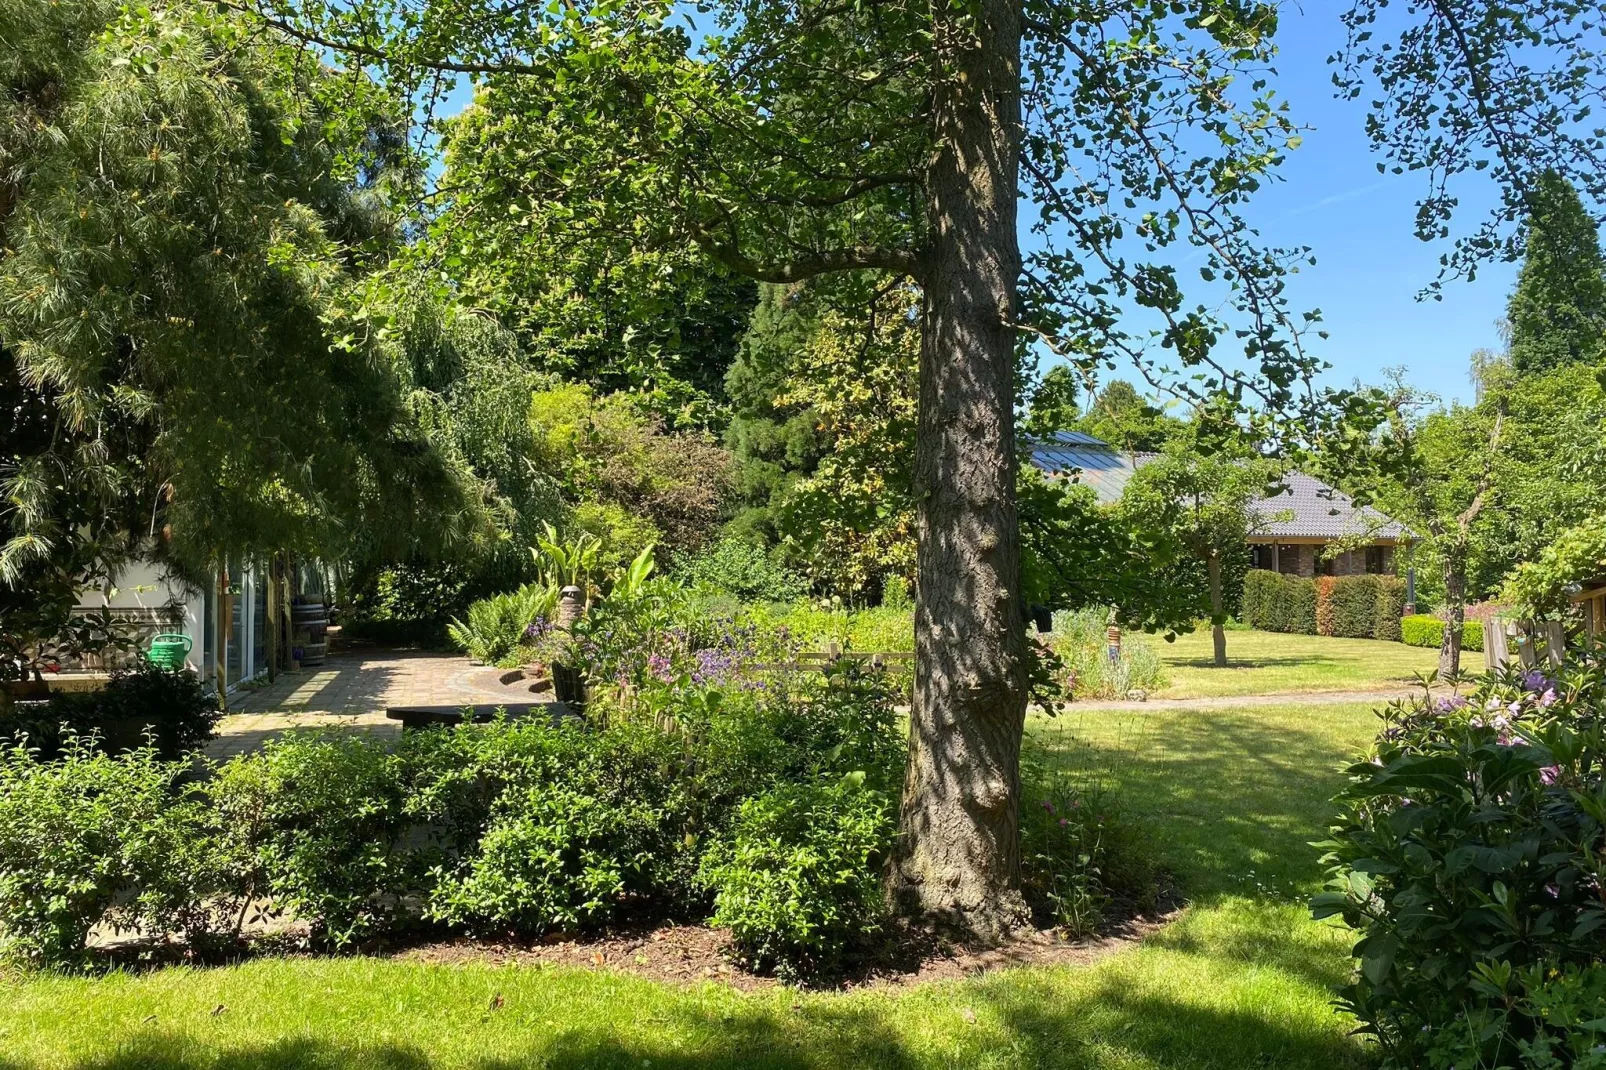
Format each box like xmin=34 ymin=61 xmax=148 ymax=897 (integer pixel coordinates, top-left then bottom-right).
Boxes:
xmin=1399 ymin=613 xmax=1484 ymax=652
xmin=0 ymin=738 xmax=209 ymax=965
xmin=1314 ymin=657 xmax=1606 ymax=1069
xmin=675 ymin=539 xmax=809 ymax=603
xmin=8 ymin=662 xmax=221 ymax=760
xmin=699 ymin=776 xmax=895 ymax=980
xmin=1327 ymin=575 xmax=1378 ymax=638
xmin=446 ymin=583 xmax=558 ymax=666
xmin=425 ymin=717 xmax=691 ymax=934
xmin=1242 ymin=569 xmax=1318 ymax=634
xmin=214 ymin=732 xmax=416 ymax=948
xmin=345 ymin=562 xmax=475 ymax=646
xmin=427 ymin=779 xmax=652 ymax=935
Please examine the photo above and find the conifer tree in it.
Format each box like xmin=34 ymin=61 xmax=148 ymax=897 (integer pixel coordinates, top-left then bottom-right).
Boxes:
xmin=1507 ymin=172 xmax=1606 ymax=374
xmin=0 ymin=0 xmax=485 ymax=637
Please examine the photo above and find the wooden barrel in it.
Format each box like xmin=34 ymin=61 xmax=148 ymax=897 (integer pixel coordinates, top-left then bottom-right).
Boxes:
xmin=292 ymin=601 xmax=328 ymax=666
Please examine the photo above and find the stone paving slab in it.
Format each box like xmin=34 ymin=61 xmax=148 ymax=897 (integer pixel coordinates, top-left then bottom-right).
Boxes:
xmin=205 ymin=650 xmax=534 ymax=760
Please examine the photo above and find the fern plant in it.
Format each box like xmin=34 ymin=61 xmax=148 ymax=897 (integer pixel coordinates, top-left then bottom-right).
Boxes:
xmin=447 ymin=584 xmax=559 ymax=665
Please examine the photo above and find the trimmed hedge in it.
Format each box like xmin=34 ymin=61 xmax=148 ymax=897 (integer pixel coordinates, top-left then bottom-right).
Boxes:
xmin=1244 ymin=570 xmax=1404 ymax=641
xmin=1242 ymin=569 xmax=1317 ymax=634
xmin=1373 ymin=579 xmax=1406 ymax=643
xmin=1399 ymin=613 xmax=1485 ymax=653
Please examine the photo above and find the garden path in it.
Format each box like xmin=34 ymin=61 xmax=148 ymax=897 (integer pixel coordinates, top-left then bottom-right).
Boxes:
xmin=1057 ymin=685 xmax=1448 ymax=714
xmin=204 ymin=648 xmax=534 ymax=760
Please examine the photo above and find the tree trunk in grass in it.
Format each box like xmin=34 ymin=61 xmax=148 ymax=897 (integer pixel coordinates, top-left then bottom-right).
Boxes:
xmin=890 ymin=0 xmax=1030 ymax=941
xmin=1208 ymin=552 xmax=1228 ymax=668
xmin=1439 ymin=550 xmax=1466 ymax=678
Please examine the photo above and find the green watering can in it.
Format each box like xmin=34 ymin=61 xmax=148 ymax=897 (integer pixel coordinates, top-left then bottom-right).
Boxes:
xmin=147 ymin=633 xmax=193 ymax=671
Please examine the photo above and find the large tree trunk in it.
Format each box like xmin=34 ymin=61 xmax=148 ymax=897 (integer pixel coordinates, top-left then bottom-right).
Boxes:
xmin=1208 ymin=553 xmax=1228 ymax=668
xmin=890 ymin=0 xmax=1028 ymax=942
xmin=1439 ymin=549 xmax=1466 ymax=678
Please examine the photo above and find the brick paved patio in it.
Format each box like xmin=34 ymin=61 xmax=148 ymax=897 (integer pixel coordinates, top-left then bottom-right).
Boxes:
xmin=205 ymin=650 xmax=535 ymax=759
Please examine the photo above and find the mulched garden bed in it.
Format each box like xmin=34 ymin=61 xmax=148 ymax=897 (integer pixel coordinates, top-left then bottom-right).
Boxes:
xmin=392 ymin=900 xmax=1182 ymax=991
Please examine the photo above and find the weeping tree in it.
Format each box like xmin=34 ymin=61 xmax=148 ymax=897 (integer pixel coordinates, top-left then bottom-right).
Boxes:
xmin=227 ymin=0 xmax=1606 ymax=939
xmin=0 ymin=0 xmax=490 ymax=645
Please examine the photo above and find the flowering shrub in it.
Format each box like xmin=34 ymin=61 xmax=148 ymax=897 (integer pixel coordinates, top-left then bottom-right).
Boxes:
xmin=1019 ymin=725 xmax=1155 ymax=937
xmin=1314 ymin=652 xmax=1606 ymax=1069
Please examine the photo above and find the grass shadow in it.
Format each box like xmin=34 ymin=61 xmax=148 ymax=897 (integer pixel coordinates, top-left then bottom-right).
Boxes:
xmin=1031 ymin=702 xmax=1378 ymax=897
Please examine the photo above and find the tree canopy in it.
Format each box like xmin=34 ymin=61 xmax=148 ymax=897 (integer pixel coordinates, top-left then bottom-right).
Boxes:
xmin=0 ymin=0 xmax=488 ymax=602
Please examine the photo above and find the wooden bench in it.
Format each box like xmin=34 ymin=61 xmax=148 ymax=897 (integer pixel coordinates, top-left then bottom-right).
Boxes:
xmin=385 ymin=701 xmax=581 ymax=731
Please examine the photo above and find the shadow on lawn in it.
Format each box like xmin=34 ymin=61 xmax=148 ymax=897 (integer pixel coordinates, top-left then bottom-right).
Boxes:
xmin=977 ymin=973 xmax=1367 ymax=1070
xmin=1042 ymin=703 xmax=1376 ymax=894
xmin=14 ymin=991 xmax=1364 ymax=1070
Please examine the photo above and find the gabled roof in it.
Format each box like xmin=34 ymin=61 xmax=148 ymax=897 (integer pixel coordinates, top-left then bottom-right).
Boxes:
xmin=1026 ymin=434 xmax=1410 ymax=542
xmin=1254 ymin=471 xmax=1408 ymax=540
xmin=1027 ymin=436 xmax=1151 ymax=503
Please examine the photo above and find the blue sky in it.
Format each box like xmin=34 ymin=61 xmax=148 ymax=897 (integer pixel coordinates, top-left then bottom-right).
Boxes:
xmin=1222 ymin=10 xmax=1517 ymax=405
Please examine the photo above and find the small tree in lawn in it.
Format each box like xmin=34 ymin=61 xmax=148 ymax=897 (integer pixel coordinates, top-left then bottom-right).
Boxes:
xmin=1346 ymin=373 xmax=1505 ymax=678
xmin=1120 ymin=438 xmax=1282 ymax=667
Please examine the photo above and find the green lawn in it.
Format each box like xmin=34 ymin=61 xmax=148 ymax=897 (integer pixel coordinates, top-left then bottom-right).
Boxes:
xmin=0 ymin=702 xmax=1381 ymax=1070
xmin=1151 ymin=628 xmax=1444 ymax=699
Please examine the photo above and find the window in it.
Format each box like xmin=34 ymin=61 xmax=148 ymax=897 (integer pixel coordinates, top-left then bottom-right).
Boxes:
xmin=1250 ymin=544 xmax=1273 ymax=570
xmin=1365 ymin=546 xmax=1387 ymax=574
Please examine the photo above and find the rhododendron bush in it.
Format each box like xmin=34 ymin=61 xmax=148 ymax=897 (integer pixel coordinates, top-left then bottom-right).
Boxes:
xmin=1315 ymin=648 xmax=1606 ymax=1069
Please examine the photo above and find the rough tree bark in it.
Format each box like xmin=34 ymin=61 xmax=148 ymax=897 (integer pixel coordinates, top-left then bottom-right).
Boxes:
xmin=891 ymin=0 xmax=1031 ymax=940
xmin=1439 ymin=548 xmax=1466 ymax=678
xmin=1208 ymin=553 xmax=1228 ymax=668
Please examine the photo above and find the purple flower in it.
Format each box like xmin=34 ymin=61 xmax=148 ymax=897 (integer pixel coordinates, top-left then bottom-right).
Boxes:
xmin=1041 ymin=800 xmax=1055 ymax=814
xmin=1058 ymin=817 xmax=1069 ymax=827
xmin=646 ymin=653 xmax=675 ymax=682
xmin=1541 ymin=765 xmax=1562 ymax=786
xmin=1540 ymin=688 xmax=1558 ymax=708
xmin=1435 ymin=695 xmax=1470 ymax=713
xmin=1546 ymin=882 xmax=1560 ymax=899
xmin=1523 ymin=670 xmax=1552 ymax=692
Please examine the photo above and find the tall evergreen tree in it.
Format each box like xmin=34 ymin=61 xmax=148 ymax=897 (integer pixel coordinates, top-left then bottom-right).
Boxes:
xmin=1507 ymin=172 xmax=1606 ymax=375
